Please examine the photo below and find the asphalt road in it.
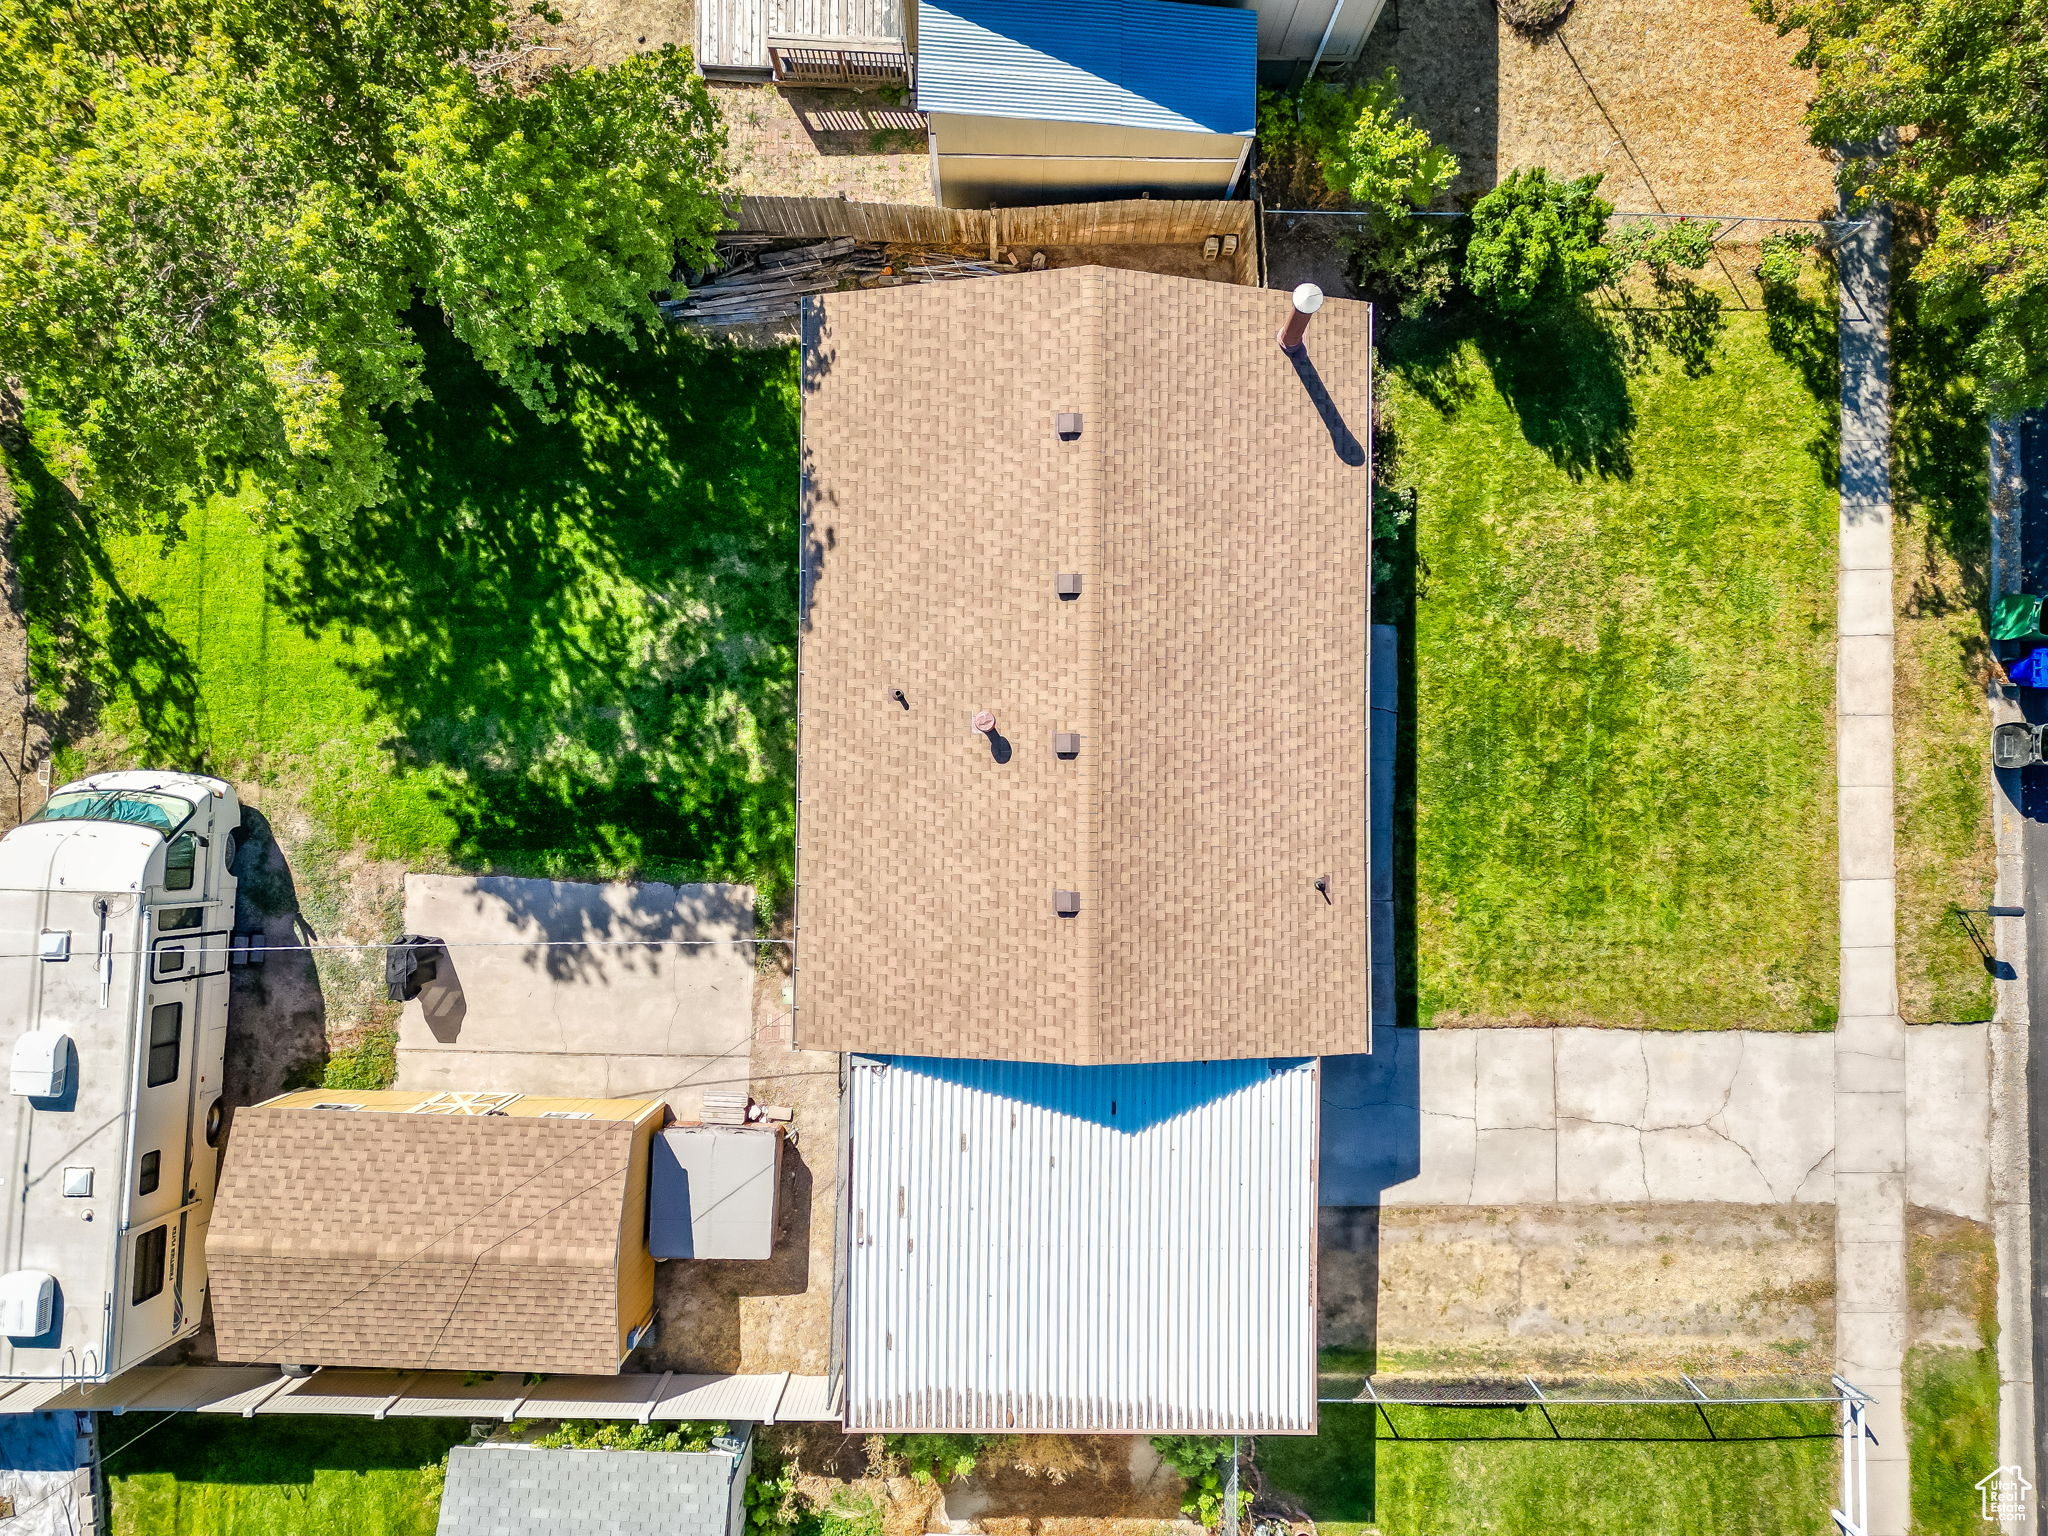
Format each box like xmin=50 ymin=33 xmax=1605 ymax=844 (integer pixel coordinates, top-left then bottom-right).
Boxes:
xmin=2007 ymin=408 xmax=2048 ymax=1476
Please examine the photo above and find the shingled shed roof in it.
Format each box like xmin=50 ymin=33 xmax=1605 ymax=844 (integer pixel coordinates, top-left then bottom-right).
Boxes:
xmin=795 ymin=266 xmax=1372 ymax=1065
xmin=208 ymin=1105 xmax=656 ymax=1374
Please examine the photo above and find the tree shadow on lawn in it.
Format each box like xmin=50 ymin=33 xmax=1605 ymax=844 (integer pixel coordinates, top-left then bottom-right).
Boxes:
xmin=1378 ymin=301 xmax=1637 ymax=481
xmin=2 ymin=394 xmax=202 ymax=765
xmin=276 ymin=321 xmax=801 ymax=900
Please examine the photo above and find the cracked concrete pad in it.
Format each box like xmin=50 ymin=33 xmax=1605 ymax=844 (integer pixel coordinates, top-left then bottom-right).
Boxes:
xmin=1554 ymin=1028 xmax=1648 ymax=1126
xmin=1469 ymin=1127 xmax=1558 ymax=1203
xmin=1415 ymin=1028 xmax=1479 ymax=1120
xmin=1638 ymin=1031 xmax=1741 ymax=1130
xmin=396 ymin=874 xmax=756 ymax=1119
xmin=1474 ymin=1032 xmax=1555 ymax=1130
xmin=1557 ymin=1119 xmax=1651 ymax=1201
xmin=1642 ymin=1124 xmax=1775 ymax=1202
xmin=1715 ymin=1034 xmax=1836 ymax=1200
xmin=1905 ymin=1025 xmax=1991 ymax=1221
xmin=1387 ymin=1110 xmax=1480 ymax=1204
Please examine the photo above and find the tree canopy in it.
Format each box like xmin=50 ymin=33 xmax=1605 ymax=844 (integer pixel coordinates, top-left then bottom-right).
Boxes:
xmin=0 ymin=0 xmax=729 ymax=533
xmin=1462 ymin=168 xmax=1615 ymax=314
xmin=1758 ymin=0 xmax=2048 ymax=409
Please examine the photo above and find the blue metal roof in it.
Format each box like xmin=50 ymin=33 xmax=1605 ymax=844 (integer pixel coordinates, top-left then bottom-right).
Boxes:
xmin=915 ymin=0 xmax=1257 ymax=136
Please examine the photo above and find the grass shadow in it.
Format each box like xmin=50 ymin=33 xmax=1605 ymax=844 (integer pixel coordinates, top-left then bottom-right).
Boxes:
xmin=1470 ymin=304 xmax=1637 ymax=481
xmin=1380 ymin=298 xmax=1640 ymax=481
xmin=2 ymin=399 xmax=202 ymax=764
xmin=1759 ymin=261 xmax=1842 ymax=488
xmin=274 ymin=318 xmax=801 ymax=900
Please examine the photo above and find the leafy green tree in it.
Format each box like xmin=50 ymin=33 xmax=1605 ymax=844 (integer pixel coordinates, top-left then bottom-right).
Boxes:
xmin=1755 ymin=0 xmax=2048 ymax=408
xmin=0 ymin=0 xmax=728 ymax=535
xmin=1462 ymin=168 xmax=1616 ymax=314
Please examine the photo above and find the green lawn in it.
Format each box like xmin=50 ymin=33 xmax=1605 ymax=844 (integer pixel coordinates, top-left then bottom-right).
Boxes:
xmin=15 ymin=323 xmax=799 ymax=897
xmin=8 ymin=325 xmax=799 ymax=1049
xmin=107 ymin=1415 xmax=465 ymax=1536
xmin=1388 ymin=305 xmax=1840 ymax=1029
xmin=1258 ymin=1402 xmax=1837 ymax=1536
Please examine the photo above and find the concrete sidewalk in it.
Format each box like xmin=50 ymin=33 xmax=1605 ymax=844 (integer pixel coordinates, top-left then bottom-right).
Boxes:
xmin=1833 ymin=192 xmax=1910 ymax=1535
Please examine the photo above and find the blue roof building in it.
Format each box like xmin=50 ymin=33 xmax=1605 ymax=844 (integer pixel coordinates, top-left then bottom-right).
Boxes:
xmin=915 ymin=0 xmax=1258 ymax=207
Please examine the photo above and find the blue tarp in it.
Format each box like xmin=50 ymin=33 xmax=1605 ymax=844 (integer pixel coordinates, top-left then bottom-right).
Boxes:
xmin=915 ymin=0 xmax=1257 ymax=136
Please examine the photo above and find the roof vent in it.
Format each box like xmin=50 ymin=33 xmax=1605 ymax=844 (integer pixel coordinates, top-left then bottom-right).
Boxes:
xmin=9 ymin=1031 xmax=68 ymax=1100
xmin=1053 ymin=732 xmax=1081 ymax=758
xmin=1053 ymin=889 xmax=1081 ymax=917
xmin=1055 ymin=572 xmax=1082 ymax=600
xmin=0 ymin=1271 xmax=55 ymax=1338
xmin=1054 ymin=412 xmax=1082 ymax=441
xmin=37 ymin=930 xmax=69 ymax=963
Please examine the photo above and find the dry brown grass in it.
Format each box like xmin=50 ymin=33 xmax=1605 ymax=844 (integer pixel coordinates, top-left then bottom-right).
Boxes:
xmin=1322 ymin=1204 xmax=1836 ymax=1377
xmin=1355 ymin=0 xmax=1836 ymax=218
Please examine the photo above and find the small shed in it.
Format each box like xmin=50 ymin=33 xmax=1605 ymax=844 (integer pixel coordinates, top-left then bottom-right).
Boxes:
xmin=916 ymin=0 xmax=1257 ymax=209
xmin=436 ymin=1440 xmax=751 ymax=1536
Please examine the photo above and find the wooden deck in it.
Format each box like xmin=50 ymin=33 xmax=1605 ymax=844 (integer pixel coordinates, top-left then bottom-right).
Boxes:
xmin=699 ymin=0 xmax=904 ymax=75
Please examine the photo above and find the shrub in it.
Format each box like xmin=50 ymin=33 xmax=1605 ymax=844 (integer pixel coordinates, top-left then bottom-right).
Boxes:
xmin=1350 ymin=216 xmax=1464 ymax=320
xmin=1757 ymin=228 xmax=1821 ymax=292
xmin=514 ymin=1419 xmax=725 ymax=1452
xmin=1150 ymin=1435 xmax=1251 ymax=1529
xmin=1257 ymin=73 xmax=1458 ymax=211
xmin=883 ymin=1432 xmax=989 ymax=1484
xmin=1610 ymin=217 xmax=1718 ymax=278
xmin=744 ymin=1463 xmax=800 ymax=1536
xmin=1463 ymin=168 xmax=1616 ymax=313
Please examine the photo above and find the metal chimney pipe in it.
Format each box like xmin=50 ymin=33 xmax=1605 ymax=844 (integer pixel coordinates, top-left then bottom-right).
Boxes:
xmin=1277 ymin=283 xmax=1325 ymax=356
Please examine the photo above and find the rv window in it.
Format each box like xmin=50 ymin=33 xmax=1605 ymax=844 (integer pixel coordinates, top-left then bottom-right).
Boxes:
xmin=131 ymin=1226 xmax=166 ymax=1304
xmin=155 ymin=907 xmax=203 ymax=933
xmin=163 ymin=835 xmax=198 ymax=892
xmin=146 ymin=1004 xmax=182 ymax=1087
xmin=138 ymin=1150 xmax=161 ymax=1197
xmin=32 ymin=790 xmax=194 ymax=837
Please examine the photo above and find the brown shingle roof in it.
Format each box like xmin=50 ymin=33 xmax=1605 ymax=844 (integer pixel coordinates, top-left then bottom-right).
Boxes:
xmin=795 ymin=267 xmax=1371 ymax=1065
xmin=207 ymin=1106 xmax=649 ymax=1374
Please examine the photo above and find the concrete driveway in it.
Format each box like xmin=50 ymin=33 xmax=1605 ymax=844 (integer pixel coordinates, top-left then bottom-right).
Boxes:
xmin=1321 ymin=1024 xmax=1993 ymax=1215
xmin=395 ymin=875 xmax=757 ymax=1119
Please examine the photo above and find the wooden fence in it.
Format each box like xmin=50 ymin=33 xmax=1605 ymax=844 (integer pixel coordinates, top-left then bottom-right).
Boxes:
xmin=732 ymin=197 xmax=1259 ymax=284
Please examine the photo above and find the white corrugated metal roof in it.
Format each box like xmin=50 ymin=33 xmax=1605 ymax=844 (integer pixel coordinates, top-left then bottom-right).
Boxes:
xmin=843 ymin=1056 xmax=1318 ymax=1433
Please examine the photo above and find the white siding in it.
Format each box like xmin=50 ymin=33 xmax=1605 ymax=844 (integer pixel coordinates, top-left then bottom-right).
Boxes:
xmin=843 ymin=1056 xmax=1318 ymax=1433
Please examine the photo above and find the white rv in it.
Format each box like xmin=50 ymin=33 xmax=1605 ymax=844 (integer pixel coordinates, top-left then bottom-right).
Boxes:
xmin=0 ymin=772 xmax=242 ymax=1383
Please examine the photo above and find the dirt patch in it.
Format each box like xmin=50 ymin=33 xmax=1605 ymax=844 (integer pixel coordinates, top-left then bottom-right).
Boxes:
xmin=1356 ymin=0 xmax=1836 ymax=217
xmin=643 ymin=942 xmax=840 ymax=1374
xmin=1908 ymin=1205 xmax=1996 ymax=1352
xmin=717 ymin=84 xmax=933 ymax=204
xmin=1322 ymin=1204 xmax=1835 ymax=1376
xmin=755 ymin=1427 xmax=1199 ymax=1536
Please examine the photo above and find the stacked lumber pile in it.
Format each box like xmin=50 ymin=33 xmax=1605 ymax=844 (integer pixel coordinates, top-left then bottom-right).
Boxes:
xmin=659 ymin=237 xmax=1016 ymax=328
